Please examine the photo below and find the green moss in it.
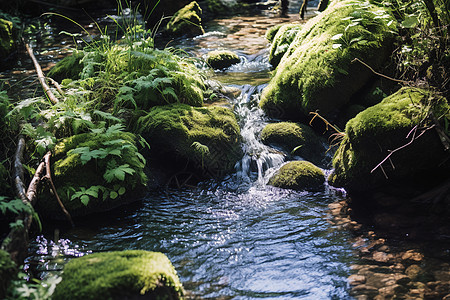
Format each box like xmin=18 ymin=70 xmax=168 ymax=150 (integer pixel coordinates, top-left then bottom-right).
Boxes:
xmin=266 ymin=24 xmax=283 ymax=43
xmin=268 ymin=161 xmax=325 ymax=191
xmin=260 ymin=0 xmax=396 ymax=120
xmin=330 ymin=87 xmax=450 ymax=192
xmin=0 ymin=18 xmax=14 ymax=58
xmin=53 ymin=250 xmax=183 ymax=300
xmin=47 ymin=51 xmax=85 ymax=82
xmin=37 ymin=130 xmax=147 ymax=219
xmin=260 ymin=122 xmax=325 ymax=165
xmin=137 ymin=103 xmax=241 ymax=178
xmin=166 ymin=1 xmax=205 ymax=37
xmin=0 ymin=250 xmax=16 ymax=299
xmin=268 ymin=24 xmax=303 ymax=67
xmin=206 ymin=50 xmax=240 ymax=70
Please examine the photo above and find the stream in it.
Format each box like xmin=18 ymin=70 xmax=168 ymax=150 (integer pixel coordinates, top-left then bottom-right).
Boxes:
xmin=3 ymin=1 xmax=450 ymax=299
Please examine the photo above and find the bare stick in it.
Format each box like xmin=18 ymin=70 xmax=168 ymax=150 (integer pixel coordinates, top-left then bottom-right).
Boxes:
xmin=43 ymin=152 xmax=74 ymax=227
xmin=24 ymin=42 xmax=59 ymax=105
xmin=309 ymin=111 xmax=344 ymax=134
xmin=352 ymin=58 xmax=408 ymax=84
xmin=371 ymin=125 xmax=436 ymax=174
xmin=46 ymin=77 xmax=65 ymax=97
xmin=13 ymin=137 xmax=27 ymax=203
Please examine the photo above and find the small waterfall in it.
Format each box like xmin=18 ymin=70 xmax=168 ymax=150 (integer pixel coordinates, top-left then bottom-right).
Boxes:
xmin=233 ymin=84 xmax=285 ymax=185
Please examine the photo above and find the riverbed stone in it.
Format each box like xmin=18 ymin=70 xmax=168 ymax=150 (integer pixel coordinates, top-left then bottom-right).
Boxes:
xmin=268 ymin=161 xmax=325 ymax=191
xmin=259 ymin=0 xmax=396 ymax=120
xmin=52 ymin=250 xmax=183 ymax=300
xmin=0 ymin=250 xmax=16 ymax=299
xmin=260 ymin=122 xmax=326 ymax=165
xmin=166 ymin=1 xmax=205 ymax=37
xmin=36 ymin=130 xmax=147 ymax=219
xmin=206 ymin=50 xmax=240 ymax=70
xmin=136 ymin=103 xmax=241 ymax=179
xmin=329 ymin=87 xmax=450 ymax=193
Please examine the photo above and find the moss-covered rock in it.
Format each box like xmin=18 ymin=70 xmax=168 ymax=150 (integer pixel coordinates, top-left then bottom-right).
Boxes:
xmin=166 ymin=1 xmax=205 ymax=37
xmin=260 ymin=122 xmax=326 ymax=165
xmin=36 ymin=129 xmax=147 ymax=219
xmin=267 ymin=24 xmax=302 ymax=67
xmin=0 ymin=18 xmax=14 ymax=60
xmin=0 ymin=250 xmax=16 ymax=299
xmin=259 ymin=0 xmax=396 ymax=120
xmin=329 ymin=87 xmax=450 ymax=193
xmin=268 ymin=161 xmax=325 ymax=191
xmin=53 ymin=250 xmax=183 ymax=300
xmin=206 ymin=50 xmax=240 ymax=70
xmin=47 ymin=51 xmax=85 ymax=82
xmin=137 ymin=104 xmax=242 ymax=179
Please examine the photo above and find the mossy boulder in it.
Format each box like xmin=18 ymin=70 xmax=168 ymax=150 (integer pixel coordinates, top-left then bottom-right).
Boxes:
xmin=0 ymin=18 xmax=14 ymax=60
xmin=137 ymin=104 xmax=242 ymax=179
xmin=53 ymin=250 xmax=183 ymax=300
xmin=260 ymin=122 xmax=326 ymax=165
xmin=47 ymin=51 xmax=85 ymax=82
xmin=0 ymin=250 xmax=16 ymax=299
xmin=166 ymin=1 xmax=205 ymax=37
xmin=268 ymin=161 xmax=325 ymax=191
xmin=206 ymin=50 xmax=240 ymax=70
xmin=36 ymin=129 xmax=147 ymax=219
xmin=267 ymin=24 xmax=302 ymax=67
xmin=329 ymin=87 xmax=450 ymax=193
xmin=260 ymin=0 xmax=396 ymax=120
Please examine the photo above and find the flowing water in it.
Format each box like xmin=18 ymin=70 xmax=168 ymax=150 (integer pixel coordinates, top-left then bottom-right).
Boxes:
xmin=7 ymin=2 xmax=450 ymax=299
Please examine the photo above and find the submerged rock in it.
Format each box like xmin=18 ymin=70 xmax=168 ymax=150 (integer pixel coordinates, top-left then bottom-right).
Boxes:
xmin=52 ymin=250 xmax=184 ymax=300
xmin=206 ymin=50 xmax=241 ymax=70
xmin=137 ymin=103 xmax=242 ymax=179
xmin=36 ymin=129 xmax=147 ymax=219
xmin=260 ymin=122 xmax=326 ymax=165
xmin=260 ymin=0 xmax=396 ymax=120
xmin=166 ymin=1 xmax=205 ymax=37
xmin=329 ymin=87 xmax=450 ymax=193
xmin=268 ymin=161 xmax=325 ymax=191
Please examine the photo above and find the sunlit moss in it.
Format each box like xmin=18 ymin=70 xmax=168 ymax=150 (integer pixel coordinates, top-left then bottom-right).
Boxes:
xmin=260 ymin=0 xmax=397 ymax=120
xmin=267 ymin=24 xmax=302 ymax=67
xmin=0 ymin=18 xmax=14 ymax=58
xmin=330 ymin=87 xmax=450 ymax=192
xmin=206 ymin=50 xmax=240 ymax=69
xmin=268 ymin=161 xmax=325 ymax=191
xmin=137 ymin=103 xmax=241 ymax=177
xmin=260 ymin=122 xmax=325 ymax=165
xmin=52 ymin=250 xmax=184 ymax=300
xmin=37 ymin=130 xmax=147 ymax=218
xmin=166 ymin=1 xmax=204 ymax=37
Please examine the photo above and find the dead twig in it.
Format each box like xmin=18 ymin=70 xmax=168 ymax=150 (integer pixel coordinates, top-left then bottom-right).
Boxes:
xmin=24 ymin=42 xmax=59 ymax=105
xmin=371 ymin=124 xmax=436 ymax=176
xmin=309 ymin=111 xmax=344 ymax=135
xmin=352 ymin=58 xmax=409 ymax=84
xmin=43 ymin=152 xmax=74 ymax=227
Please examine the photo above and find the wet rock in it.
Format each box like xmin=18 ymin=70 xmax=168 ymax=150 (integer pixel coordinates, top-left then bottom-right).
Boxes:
xmin=36 ymin=130 xmax=147 ymax=219
xmin=137 ymin=104 xmax=242 ymax=180
xmin=52 ymin=250 xmax=184 ymax=300
xmin=372 ymin=251 xmax=395 ymax=264
xmin=405 ymin=265 xmax=424 ymax=281
xmin=351 ymin=284 xmax=379 ymax=296
xmin=206 ymin=50 xmax=240 ymax=70
xmin=166 ymin=1 xmax=205 ymax=37
xmin=260 ymin=122 xmax=327 ymax=166
xmin=260 ymin=0 xmax=396 ymax=120
xmin=268 ymin=161 xmax=325 ymax=191
xmin=349 ymin=274 xmax=366 ymax=285
xmin=401 ymin=250 xmax=424 ymax=263
xmin=329 ymin=87 xmax=450 ymax=193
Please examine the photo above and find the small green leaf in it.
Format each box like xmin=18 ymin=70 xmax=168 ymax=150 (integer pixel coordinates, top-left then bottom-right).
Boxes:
xmin=331 ymin=33 xmax=343 ymax=40
xmin=80 ymin=195 xmax=90 ymax=206
xmin=402 ymin=16 xmax=419 ymax=28
xmin=110 ymin=191 xmax=119 ymax=199
xmin=118 ymin=187 xmax=126 ymax=195
xmin=332 ymin=44 xmax=342 ymax=49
